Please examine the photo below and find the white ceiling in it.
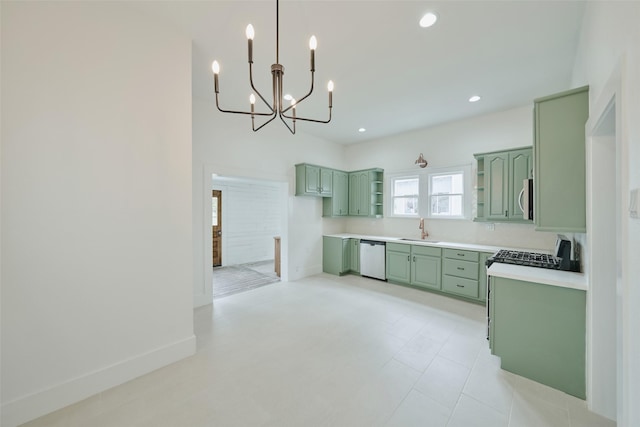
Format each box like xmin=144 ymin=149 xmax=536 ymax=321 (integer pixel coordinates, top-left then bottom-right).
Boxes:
xmin=132 ymin=1 xmax=586 ymax=144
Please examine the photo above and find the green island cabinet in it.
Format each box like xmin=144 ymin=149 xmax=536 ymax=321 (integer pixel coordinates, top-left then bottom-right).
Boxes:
xmin=322 ymin=170 xmax=349 ymax=216
xmin=295 ymin=163 xmax=333 ymax=197
xmin=534 ymin=86 xmax=589 ymax=232
xmin=489 ymin=276 xmax=586 ymax=399
xmin=348 ymin=169 xmax=384 ymax=217
xmin=322 ymin=236 xmax=359 ymax=275
xmin=474 ymin=147 xmax=532 ymax=222
xmin=385 ymin=243 xmax=442 ymax=291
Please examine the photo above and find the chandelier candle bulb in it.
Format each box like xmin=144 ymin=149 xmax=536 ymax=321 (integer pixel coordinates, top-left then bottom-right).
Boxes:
xmin=246 ymin=25 xmax=254 ymax=63
xmin=328 ymin=80 xmax=334 ymax=108
xmin=309 ymin=36 xmax=317 ymax=71
xmin=211 ymin=61 xmax=220 ymax=93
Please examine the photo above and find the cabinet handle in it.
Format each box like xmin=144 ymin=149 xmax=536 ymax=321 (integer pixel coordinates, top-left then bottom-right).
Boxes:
xmin=457 ymin=253 xmax=465 ymax=257
xmin=413 ymin=256 xmax=416 ymax=262
xmin=505 ymin=210 xmax=508 ymax=217
xmin=407 ymin=256 xmax=410 ymax=262
xmin=457 ymin=267 xmax=464 ymax=271
xmin=456 ymin=284 xmax=465 ymax=288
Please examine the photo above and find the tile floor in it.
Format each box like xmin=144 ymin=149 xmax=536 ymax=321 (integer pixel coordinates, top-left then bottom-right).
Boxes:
xmin=22 ymin=274 xmax=615 ymax=427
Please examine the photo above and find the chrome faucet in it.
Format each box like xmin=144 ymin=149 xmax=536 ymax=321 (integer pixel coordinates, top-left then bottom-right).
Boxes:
xmin=419 ymin=218 xmax=429 ymax=239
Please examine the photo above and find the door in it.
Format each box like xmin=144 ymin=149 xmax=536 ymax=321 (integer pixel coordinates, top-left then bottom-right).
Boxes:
xmin=212 ymin=190 xmax=222 ymax=267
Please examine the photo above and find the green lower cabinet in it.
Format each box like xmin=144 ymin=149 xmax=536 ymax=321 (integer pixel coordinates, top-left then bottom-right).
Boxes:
xmin=350 ymin=239 xmax=360 ymax=273
xmin=322 ymin=236 xmax=349 ymax=275
xmin=410 ymin=246 xmax=442 ymax=290
xmin=490 ymin=276 xmax=586 ymax=399
xmin=385 ymin=243 xmax=411 ymax=284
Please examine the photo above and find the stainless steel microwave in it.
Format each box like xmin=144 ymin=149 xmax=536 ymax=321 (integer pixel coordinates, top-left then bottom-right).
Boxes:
xmin=520 ymin=178 xmax=534 ymax=220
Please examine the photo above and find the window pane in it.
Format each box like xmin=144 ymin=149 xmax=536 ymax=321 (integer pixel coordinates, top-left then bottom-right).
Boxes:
xmin=431 ymin=194 xmax=463 ymax=216
xmin=394 ymin=178 xmax=419 ymax=196
xmin=394 ymin=197 xmax=418 ymax=215
xmin=432 ymin=173 xmax=463 ymax=194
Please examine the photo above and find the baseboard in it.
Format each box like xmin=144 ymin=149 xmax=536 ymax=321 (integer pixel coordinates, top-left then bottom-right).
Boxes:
xmin=1 ymin=334 xmax=197 ymax=427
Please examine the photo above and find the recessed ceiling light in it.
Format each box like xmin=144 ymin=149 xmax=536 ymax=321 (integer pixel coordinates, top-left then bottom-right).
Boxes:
xmin=419 ymin=12 xmax=438 ymax=28
xmin=358 ymin=128 xmax=366 ymax=133
xmin=469 ymin=95 xmax=481 ymax=103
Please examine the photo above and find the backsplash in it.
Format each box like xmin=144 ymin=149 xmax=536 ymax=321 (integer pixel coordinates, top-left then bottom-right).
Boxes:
xmin=342 ymin=217 xmax=559 ymax=252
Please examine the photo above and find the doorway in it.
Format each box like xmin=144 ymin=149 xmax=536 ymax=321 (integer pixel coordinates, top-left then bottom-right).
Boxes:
xmin=212 ymin=190 xmax=222 ymax=267
xmin=211 ymin=176 xmax=285 ymax=299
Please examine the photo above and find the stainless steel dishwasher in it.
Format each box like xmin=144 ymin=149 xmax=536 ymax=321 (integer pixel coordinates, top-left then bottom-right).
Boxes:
xmin=360 ymin=240 xmax=386 ymax=280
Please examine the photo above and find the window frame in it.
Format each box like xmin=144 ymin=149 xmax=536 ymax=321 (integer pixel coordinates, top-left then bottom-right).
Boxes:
xmin=386 ymin=165 xmax=472 ymax=220
xmin=388 ymin=174 xmax=420 ymax=218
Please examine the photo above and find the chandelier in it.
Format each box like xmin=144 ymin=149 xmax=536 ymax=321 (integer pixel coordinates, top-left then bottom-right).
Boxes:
xmin=211 ymin=0 xmax=333 ymax=134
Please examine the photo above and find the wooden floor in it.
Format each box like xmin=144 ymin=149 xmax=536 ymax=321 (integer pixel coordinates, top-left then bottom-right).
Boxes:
xmin=212 ymin=260 xmax=280 ymax=299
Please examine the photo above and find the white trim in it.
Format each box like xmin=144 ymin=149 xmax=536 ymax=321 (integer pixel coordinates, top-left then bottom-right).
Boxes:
xmin=1 ymin=336 xmax=197 ymax=427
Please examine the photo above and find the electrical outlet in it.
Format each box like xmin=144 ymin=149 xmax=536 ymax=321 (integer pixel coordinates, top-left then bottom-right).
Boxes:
xmin=486 ymin=223 xmax=495 ymax=231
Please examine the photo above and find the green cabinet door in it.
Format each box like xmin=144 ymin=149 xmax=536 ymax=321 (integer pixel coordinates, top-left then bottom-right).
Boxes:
xmin=320 ymin=168 xmax=333 ymax=196
xmin=508 ymin=149 xmax=533 ymax=220
xmin=350 ymin=239 xmax=360 ymax=273
xmin=305 ymin=164 xmax=321 ymax=194
xmin=358 ymin=171 xmax=369 ymax=216
xmin=411 ymin=254 xmax=441 ymax=290
xmin=323 ymin=170 xmax=349 ymax=216
xmin=386 ymin=244 xmax=411 ymax=284
xmin=491 ymin=276 xmax=586 ymax=399
xmin=486 ymin=153 xmax=509 ymax=219
xmin=322 ymin=236 xmax=349 ymax=275
xmin=348 ymin=173 xmax=360 ymax=215
xmin=534 ymin=86 xmax=589 ymax=232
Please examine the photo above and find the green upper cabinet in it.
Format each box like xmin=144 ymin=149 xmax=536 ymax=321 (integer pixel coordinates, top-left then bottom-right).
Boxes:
xmin=295 ymin=163 xmax=333 ymax=197
xmin=323 ymin=170 xmax=349 ymax=216
xmin=348 ymin=168 xmax=384 ymax=217
xmin=486 ymin=153 xmax=509 ymax=220
xmin=475 ymin=147 xmax=532 ymax=223
xmin=534 ymin=86 xmax=589 ymax=232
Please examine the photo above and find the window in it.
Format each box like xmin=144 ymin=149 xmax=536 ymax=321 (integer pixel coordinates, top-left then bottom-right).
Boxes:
xmin=390 ymin=176 xmax=419 ymax=216
xmin=388 ymin=165 xmax=471 ymax=219
xmin=429 ymin=172 xmax=464 ymax=217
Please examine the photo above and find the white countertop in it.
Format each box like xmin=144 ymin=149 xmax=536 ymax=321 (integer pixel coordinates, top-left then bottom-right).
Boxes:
xmin=487 ymin=263 xmax=587 ymax=291
xmin=324 ymin=233 xmax=533 ymax=254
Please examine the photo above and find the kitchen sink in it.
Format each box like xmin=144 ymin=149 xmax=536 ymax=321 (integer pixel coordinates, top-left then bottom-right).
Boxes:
xmin=399 ymin=238 xmax=440 ymax=243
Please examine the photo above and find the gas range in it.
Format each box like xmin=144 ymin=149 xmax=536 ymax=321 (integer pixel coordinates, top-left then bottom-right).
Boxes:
xmin=486 ymin=249 xmax=562 ymax=270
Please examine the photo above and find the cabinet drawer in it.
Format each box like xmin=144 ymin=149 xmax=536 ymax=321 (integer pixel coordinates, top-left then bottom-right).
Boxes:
xmin=411 ymin=245 xmax=441 ymax=257
xmin=444 ymin=248 xmax=480 ymax=262
xmin=443 ymin=258 xmax=479 ymax=280
xmin=442 ymin=275 xmax=479 ymax=298
xmin=387 ymin=242 xmax=410 ymax=254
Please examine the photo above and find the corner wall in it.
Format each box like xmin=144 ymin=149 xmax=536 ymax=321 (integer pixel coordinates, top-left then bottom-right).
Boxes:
xmin=1 ymin=3 xmax=195 ymax=425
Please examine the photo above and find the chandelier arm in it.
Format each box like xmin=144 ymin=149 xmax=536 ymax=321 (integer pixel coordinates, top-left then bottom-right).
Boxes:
xmin=248 ymin=63 xmax=275 ymax=112
xmin=281 ymin=71 xmax=315 ymax=115
xmin=252 ymin=113 xmax=279 ymax=132
xmin=281 ymin=107 xmax=331 ymax=124
xmin=215 ymin=94 xmax=274 ymax=116
xmin=278 ymin=112 xmax=296 ymax=134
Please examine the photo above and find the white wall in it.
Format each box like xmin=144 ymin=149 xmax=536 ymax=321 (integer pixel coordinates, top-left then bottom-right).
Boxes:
xmin=1 ymin=3 xmax=195 ymax=426
xmin=344 ymin=106 xmax=559 ymax=251
xmin=192 ymin=96 xmax=347 ymax=306
xmin=571 ymin=2 xmax=640 ymax=425
xmin=212 ymin=177 xmax=284 ymax=266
